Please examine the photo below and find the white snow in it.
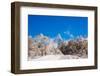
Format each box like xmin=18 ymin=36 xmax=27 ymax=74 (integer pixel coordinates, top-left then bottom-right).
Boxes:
xmin=28 ymin=55 xmax=86 ymax=61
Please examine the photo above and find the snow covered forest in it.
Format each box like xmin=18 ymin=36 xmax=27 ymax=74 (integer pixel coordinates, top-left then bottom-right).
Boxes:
xmin=28 ymin=34 xmax=88 ymax=61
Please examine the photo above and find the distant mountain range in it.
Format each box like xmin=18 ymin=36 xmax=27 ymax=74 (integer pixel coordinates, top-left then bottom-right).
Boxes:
xmin=28 ymin=33 xmax=88 ymax=60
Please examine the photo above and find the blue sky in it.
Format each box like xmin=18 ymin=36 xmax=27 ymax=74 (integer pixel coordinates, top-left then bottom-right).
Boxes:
xmin=28 ymin=15 xmax=88 ymax=40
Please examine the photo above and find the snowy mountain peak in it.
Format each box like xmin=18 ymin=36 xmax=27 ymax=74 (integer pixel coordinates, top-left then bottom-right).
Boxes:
xmin=56 ymin=33 xmax=63 ymax=40
xmin=54 ymin=34 xmax=63 ymax=45
xmin=40 ymin=33 xmax=44 ymax=37
xmin=34 ymin=33 xmax=45 ymax=39
xmin=28 ymin=35 xmax=32 ymax=38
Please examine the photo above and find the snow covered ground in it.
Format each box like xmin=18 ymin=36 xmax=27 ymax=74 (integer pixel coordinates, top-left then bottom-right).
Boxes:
xmin=28 ymin=55 xmax=87 ymax=61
